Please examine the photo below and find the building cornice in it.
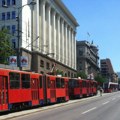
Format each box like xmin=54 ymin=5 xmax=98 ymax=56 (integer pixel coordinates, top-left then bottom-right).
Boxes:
xmin=54 ymin=0 xmax=79 ymax=27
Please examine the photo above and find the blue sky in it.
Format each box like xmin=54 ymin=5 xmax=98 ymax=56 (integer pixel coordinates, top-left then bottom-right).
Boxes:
xmin=62 ymin=0 xmax=120 ymax=72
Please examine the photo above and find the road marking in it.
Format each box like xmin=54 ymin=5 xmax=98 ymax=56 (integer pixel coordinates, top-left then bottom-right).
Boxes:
xmin=112 ymin=98 xmax=116 ymax=100
xmin=82 ymin=107 xmax=97 ymax=114
xmin=102 ymin=101 xmax=110 ymax=105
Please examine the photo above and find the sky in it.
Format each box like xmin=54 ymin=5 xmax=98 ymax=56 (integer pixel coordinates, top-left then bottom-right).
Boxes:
xmin=62 ymin=0 xmax=120 ymax=72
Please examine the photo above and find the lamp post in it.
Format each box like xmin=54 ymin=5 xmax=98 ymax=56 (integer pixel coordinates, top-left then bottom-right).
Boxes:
xmin=17 ymin=0 xmax=36 ymax=70
xmin=3 ymin=0 xmax=36 ymax=69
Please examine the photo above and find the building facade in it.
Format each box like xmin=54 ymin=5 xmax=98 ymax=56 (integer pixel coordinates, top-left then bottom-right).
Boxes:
xmin=77 ymin=40 xmax=99 ymax=77
xmin=100 ymin=58 xmax=118 ymax=83
xmin=0 ymin=0 xmax=78 ymax=77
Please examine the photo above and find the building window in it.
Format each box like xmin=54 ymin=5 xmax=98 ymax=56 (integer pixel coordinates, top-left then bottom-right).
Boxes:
xmin=71 ymin=73 xmax=73 ymax=78
xmin=7 ymin=0 xmax=10 ymax=6
xmin=12 ymin=11 xmax=16 ymax=19
xmin=64 ymin=73 xmax=67 ymax=77
xmin=7 ymin=25 xmax=10 ymax=32
xmin=2 ymin=13 xmax=5 ymax=20
xmin=46 ymin=62 xmax=50 ymax=70
xmin=79 ymin=48 xmax=83 ymax=56
xmin=40 ymin=60 xmax=44 ymax=67
xmin=12 ymin=0 xmax=16 ymax=5
xmin=21 ymin=74 xmax=30 ymax=88
xmin=2 ymin=0 xmax=5 ymax=6
xmin=7 ymin=12 xmax=10 ymax=20
xmin=68 ymin=71 xmax=70 ymax=77
xmin=12 ymin=39 xmax=16 ymax=48
xmin=12 ymin=25 xmax=16 ymax=34
xmin=2 ymin=26 xmax=5 ymax=30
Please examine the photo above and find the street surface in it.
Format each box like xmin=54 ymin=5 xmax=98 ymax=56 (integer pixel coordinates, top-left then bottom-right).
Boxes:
xmin=1 ymin=91 xmax=120 ymax=120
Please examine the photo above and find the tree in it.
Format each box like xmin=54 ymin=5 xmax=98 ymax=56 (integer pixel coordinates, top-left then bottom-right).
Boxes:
xmin=77 ymin=71 xmax=87 ymax=79
xmin=0 ymin=28 xmax=15 ymax=64
xmin=56 ymin=69 xmax=63 ymax=76
xmin=95 ymin=74 xmax=107 ymax=86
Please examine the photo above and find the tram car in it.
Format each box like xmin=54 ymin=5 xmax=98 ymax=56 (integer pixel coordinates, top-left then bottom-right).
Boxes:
xmin=0 ymin=68 xmax=69 ymax=112
xmin=104 ymin=82 xmax=118 ymax=93
xmin=68 ymin=78 xmax=97 ymax=99
xmin=0 ymin=68 xmax=97 ymax=112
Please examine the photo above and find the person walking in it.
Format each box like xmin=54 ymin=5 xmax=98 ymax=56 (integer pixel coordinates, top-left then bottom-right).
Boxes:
xmin=100 ymin=87 xmax=103 ymax=96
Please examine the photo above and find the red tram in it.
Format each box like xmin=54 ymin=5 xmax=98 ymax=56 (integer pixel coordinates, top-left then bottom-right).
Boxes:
xmin=68 ymin=78 xmax=97 ymax=99
xmin=0 ymin=68 xmax=97 ymax=112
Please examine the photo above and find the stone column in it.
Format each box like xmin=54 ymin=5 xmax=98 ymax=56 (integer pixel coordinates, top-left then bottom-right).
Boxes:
xmin=60 ymin=18 xmax=62 ymax=62
xmin=64 ymin=23 xmax=67 ymax=65
xmin=74 ymin=32 xmax=77 ymax=69
xmin=34 ymin=0 xmax=39 ymax=51
xmin=53 ymin=11 xmax=56 ymax=59
xmin=46 ymin=4 xmax=51 ymax=55
xmin=68 ymin=27 xmax=71 ymax=67
xmin=70 ymin=29 xmax=72 ymax=68
xmin=51 ymin=10 xmax=56 ymax=58
xmin=72 ymin=30 xmax=74 ymax=68
xmin=41 ymin=1 xmax=46 ymax=53
xmin=67 ymin=26 xmax=69 ymax=66
xmin=61 ymin=19 xmax=64 ymax=63
xmin=56 ymin=14 xmax=60 ymax=61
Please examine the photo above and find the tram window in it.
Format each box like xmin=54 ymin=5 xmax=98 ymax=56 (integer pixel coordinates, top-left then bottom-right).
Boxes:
xmin=9 ymin=72 xmax=20 ymax=89
xmin=73 ymin=80 xmax=78 ymax=88
xmin=39 ymin=76 xmax=43 ymax=88
xmin=5 ymin=77 xmax=8 ymax=89
xmin=69 ymin=79 xmax=74 ymax=88
xmin=82 ymin=81 xmax=86 ymax=88
xmin=0 ymin=76 xmax=4 ymax=89
xmin=47 ymin=77 xmax=50 ymax=88
xmin=61 ymin=78 xmax=65 ymax=88
xmin=21 ymin=74 xmax=30 ymax=88
xmin=56 ymin=78 xmax=61 ymax=88
xmin=74 ymin=80 xmax=77 ymax=87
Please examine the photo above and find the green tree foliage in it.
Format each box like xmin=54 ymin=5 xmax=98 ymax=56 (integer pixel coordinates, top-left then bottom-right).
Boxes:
xmin=95 ymin=74 xmax=107 ymax=85
xmin=77 ymin=71 xmax=87 ymax=79
xmin=0 ymin=28 xmax=15 ymax=64
xmin=56 ymin=69 xmax=63 ymax=76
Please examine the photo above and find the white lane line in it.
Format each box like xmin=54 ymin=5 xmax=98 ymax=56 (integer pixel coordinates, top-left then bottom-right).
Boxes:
xmin=102 ymin=101 xmax=110 ymax=105
xmin=112 ymin=98 xmax=116 ymax=100
xmin=82 ymin=107 xmax=97 ymax=114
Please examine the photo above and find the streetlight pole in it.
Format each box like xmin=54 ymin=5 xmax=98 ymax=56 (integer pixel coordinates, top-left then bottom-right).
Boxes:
xmin=16 ymin=0 xmax=36 ymax=70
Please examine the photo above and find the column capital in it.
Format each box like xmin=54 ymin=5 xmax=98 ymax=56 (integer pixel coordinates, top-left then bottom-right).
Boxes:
xmin=60 ymin=18 xmax=64 ymax=23
xmin=73 ymin=31 xmax=77 ymax=35
xmin=41 ymin=0 xmax=46 ymax=5
xmin=56 ymin=14 xmax=60 ymax=21
xmin=46 ymin=4 xmax=51 ymax=11
xmin=51 ymin=9 xmax=56 ymax=15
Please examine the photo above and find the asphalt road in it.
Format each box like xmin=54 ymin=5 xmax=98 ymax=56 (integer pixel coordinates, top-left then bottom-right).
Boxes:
xmin=1 ymin=91 xmax=120 ymax=120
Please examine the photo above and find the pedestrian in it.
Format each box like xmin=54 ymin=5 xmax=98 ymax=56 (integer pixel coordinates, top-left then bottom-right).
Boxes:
xmin=100 ymin=87 xmax=103 ymax=96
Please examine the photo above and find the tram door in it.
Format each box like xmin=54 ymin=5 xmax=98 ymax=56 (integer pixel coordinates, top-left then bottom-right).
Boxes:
xmin=50 ymin=80 xmax=56 ymax=102
xmin=31 ymin=78 xmax=39 ymax=106
xmin=0 ymin=76 xmax=8 ymax=111
xmin=65 ymin=80 xmax=69 ymax=101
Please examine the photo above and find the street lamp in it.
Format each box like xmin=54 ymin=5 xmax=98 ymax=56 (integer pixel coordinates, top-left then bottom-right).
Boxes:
xmin=17 ymin=0 xmax=36 ymax=69
xmin=3 ymin=0 xmax=36 ymax=69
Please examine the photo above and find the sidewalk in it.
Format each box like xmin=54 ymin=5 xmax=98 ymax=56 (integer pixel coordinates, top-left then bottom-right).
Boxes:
xmin=0 ymin=93 xmax=107 ymax=120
